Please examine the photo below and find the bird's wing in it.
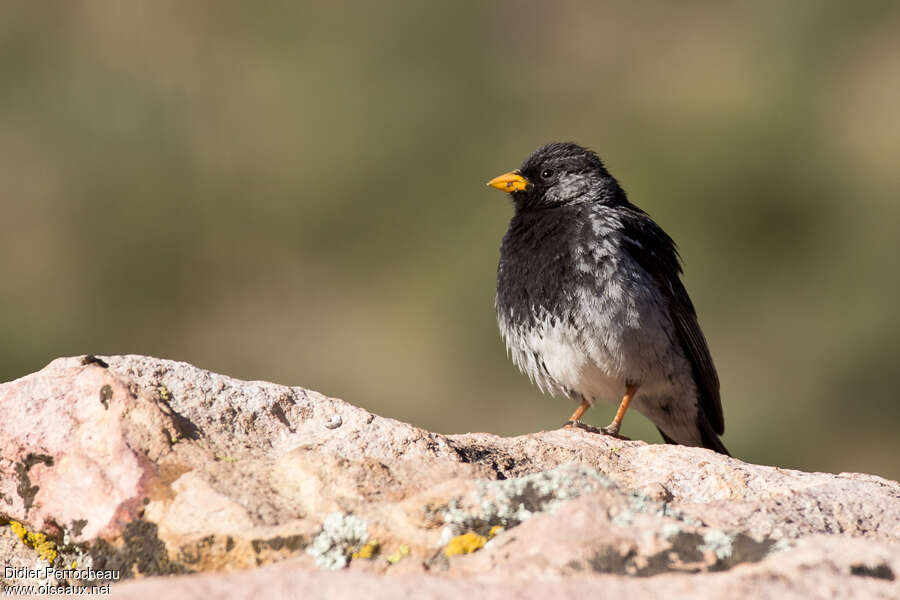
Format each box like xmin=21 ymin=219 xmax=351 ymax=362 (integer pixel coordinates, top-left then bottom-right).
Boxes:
xmin=618 ymin=208 xmax=725 ymax=435
xmin=666 ymin=274 xmax=724 ymax=434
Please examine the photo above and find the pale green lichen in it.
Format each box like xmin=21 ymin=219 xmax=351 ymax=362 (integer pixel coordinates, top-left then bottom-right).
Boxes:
xmin=660 ymin=523 xmax=684 ymax=540
xmin=698 ymin=530 xmax=735 ymax=560
xmin=769 ymin=538 xmax=793 ymax=554
xmin=306 ymin=513 xmax=369 ymax=569
xmin=440 ymin=464 xmax=615 ymax=544
xmin=610 ymin=488 xmax=698 ymax=528
xmin=435 ymin=463 xmax=779 ymax=574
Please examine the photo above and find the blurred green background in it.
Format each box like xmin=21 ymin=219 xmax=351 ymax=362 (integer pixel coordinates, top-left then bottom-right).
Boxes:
xmin=2 ymin=1 xmax=899 ymax=480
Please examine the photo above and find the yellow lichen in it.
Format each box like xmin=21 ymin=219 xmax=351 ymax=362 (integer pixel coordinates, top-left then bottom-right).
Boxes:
xmin=9 ymin=520 xmax=28 ymax=542
xmin=386 ymin=545 xmax=410 ymax=564
xmin=488 ymin=525 xmax=504 ymax=538
xmin=9 ymin=521 xmax=58 ymax=563
xmin=158 ymin=385 xmax=170 ymax=401
xmin=445 ymin=532 xmax=486 ymax=557
xmin=351 ymin=539 xmax=379 ymax=559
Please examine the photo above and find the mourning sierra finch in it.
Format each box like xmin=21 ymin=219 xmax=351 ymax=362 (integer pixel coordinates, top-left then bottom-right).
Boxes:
xmin=488 ymin=142 xmax=728 ymax=455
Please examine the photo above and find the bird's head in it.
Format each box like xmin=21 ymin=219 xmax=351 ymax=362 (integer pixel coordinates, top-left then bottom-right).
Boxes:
xmin=487 ymin=142 xmax=625 ymax=211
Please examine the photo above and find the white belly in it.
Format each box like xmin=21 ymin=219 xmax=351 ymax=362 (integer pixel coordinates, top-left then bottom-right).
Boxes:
xmin=500 ymin=313 xmax=627 ymax=403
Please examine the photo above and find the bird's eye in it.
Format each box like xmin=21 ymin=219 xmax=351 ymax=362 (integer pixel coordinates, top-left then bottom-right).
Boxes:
xmin=541 ymin=169 xmax=554 ymax=179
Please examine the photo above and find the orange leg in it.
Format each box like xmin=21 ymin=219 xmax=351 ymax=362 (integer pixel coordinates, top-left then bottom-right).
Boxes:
xmin=562 ymin=398 xmax=591 ymax=428
xmin=603 ymin=384 xmax=639 ymax=437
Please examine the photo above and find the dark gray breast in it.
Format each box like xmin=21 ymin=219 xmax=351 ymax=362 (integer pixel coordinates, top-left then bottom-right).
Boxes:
xmin=496 ymin=204 xmax=598 ymax=331
xmin=497 ymin=205 xmax=617 ymax=328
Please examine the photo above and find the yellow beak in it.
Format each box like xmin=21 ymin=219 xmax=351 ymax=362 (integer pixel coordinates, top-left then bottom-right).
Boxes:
xmin=486 ymin=170 xmax=530 ymax=193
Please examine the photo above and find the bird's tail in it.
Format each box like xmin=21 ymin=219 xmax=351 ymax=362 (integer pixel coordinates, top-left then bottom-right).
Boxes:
xmin=698 ymin=418 xmax=730 ymax=456
xmin=657 ymin=415 xmax=730 ymax=456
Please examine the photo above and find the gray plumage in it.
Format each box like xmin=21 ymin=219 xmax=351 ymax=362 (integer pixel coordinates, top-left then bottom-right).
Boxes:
xmin=494 ymin=142 xmax=728 ymax=454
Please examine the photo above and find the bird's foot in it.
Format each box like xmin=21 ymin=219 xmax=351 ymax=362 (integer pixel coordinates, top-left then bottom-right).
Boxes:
xmin=562 ymin=420 xmax=628 ymax=440
xmin=562 ymin=420 xmax=604 ymax=434
xmin=600 ymin=422 xmax=621 ymax=437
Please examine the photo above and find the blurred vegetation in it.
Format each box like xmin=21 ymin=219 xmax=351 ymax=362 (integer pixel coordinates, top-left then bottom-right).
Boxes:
xmin=2 ymin=1 xmax=899 ymax=480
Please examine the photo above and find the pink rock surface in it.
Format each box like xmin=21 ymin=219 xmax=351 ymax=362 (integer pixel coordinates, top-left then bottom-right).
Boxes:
xmin=112 ymin=536 xmax=900 ymax=600
xmin=1 ymin=355 xmax=898 ymax=598
xmin=0 ymin=357 xmax=152 ymax=541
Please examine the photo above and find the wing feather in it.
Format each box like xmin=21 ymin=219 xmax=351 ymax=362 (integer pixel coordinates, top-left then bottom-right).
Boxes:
xmin=618 ymin=208 xmax=724 ymax=435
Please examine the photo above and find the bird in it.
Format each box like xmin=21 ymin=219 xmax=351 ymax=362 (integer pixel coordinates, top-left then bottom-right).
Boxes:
xmin=487 ymin=142 xmax=729 ymax=455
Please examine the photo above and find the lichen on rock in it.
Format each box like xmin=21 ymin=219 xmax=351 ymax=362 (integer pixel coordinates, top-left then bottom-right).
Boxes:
xmin=9 ymin=520 xmax=58 ymax=563
xmin=306 ymin=513 xmax=369 ymax=570
xmin=440 ymin=464 xmax=614 ymax=543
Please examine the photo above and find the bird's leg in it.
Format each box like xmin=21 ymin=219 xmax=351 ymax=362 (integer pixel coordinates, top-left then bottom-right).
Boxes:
xmin=601 ymin=384 xmax=639 ymax=437
xmin=562 ymin=398 xmax=592 ymax=429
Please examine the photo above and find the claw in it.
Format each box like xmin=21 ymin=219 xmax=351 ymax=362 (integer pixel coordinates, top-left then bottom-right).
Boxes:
xmin=562 ymin=420 xmax=604 ymax=434
xmin=601 ymin=423 xmax=621 ymax=437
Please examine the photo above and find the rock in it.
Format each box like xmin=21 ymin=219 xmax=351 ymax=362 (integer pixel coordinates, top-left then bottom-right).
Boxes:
xmin=1 ymin=355 xmax=898 ymax=598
